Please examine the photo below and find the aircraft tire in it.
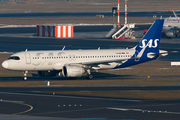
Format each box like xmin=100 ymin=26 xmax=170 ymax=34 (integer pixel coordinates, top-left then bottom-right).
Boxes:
xmin=86 ymin=74 xmax=93 ymax=80
xmin=23 ymin=77 xmax=27 ymax=81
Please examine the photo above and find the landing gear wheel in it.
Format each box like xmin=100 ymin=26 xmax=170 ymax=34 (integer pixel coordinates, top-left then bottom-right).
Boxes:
xmin=23 ymin=77 xmax=27 ymax=81
xmin=86 ymin=74 xmax=93 ymax=80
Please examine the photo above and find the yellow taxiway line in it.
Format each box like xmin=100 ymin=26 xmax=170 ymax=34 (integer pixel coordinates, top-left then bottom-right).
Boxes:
xmin=0 ymin=99 xmax=33 ymax=115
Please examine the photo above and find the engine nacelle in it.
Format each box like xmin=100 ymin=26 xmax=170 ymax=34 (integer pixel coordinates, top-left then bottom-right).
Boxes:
xmin=62 ymin=65 xmax=85 ymax=77
xmin=165 ymin=29 xmax=180 ymax=38
xmin=165 ymin=29 xmax=175 ymax=38
xmin=38 ymin=70 xmax=60 ymax=77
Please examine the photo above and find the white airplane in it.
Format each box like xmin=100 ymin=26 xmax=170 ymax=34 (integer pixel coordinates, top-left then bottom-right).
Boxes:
xmin=2 ymin=19 xmax=169 ymax=80
xmin=162 ymin=10 xmax=180 ymax=38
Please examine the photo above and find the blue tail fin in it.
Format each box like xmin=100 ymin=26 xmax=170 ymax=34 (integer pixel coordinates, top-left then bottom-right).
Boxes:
xmin=136 ymin=19 xmax=164 ymax=52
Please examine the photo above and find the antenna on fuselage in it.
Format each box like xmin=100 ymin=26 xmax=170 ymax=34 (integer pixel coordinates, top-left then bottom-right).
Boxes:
xmin=98 ymin=47 xmax=100 ymax=50
xmin=25 ymin=49 xmax=28 ymax=52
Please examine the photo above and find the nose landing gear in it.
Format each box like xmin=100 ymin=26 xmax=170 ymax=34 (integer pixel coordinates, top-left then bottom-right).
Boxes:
xmin=23 ymin=71 xmax=28 ymax=80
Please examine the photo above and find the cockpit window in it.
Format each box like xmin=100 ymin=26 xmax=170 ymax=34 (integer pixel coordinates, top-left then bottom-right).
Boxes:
xmin=8 ymin=56 xmax=20 ymax=60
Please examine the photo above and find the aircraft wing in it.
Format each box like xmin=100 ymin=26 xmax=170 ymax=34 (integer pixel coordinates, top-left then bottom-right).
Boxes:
xmin=80 ymin=57 xmax=139 ymax=67
xmin=63 ymin=57 xmax=139 ymax=69
xmin=81 ymin=47 xmax=146 ymax=66
xmin=81 ymin=59 xmax=128 ymax=66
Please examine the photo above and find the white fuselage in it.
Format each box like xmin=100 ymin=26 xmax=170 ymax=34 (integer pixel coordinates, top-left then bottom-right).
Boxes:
xmin=3 ymin=49 xmax=135 ymax=71
xmin=163 ymin=17 xmax=180 ymax=31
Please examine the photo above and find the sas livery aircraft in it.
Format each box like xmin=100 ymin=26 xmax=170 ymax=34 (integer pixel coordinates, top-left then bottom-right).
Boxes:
xmin=2 ymin=19 xmax=168 ymax=80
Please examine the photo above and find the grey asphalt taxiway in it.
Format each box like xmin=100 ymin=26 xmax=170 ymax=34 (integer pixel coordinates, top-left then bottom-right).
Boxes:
xmin=0 ymin=11 xmax=179 ymax=18
xmin=0 ymin=23 xmax=180 ymax=120
xmin=1 ymin=91 xmax=180 ymax=120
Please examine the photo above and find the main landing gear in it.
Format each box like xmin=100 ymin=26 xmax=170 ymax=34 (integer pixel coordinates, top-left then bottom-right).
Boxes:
xmin=86 ymin=69 xmax=93 ymax=80
xmin=23 ymin=71 xmax=28 ymax=80
xmin=86 ymin=74 xmax=93 ymax=80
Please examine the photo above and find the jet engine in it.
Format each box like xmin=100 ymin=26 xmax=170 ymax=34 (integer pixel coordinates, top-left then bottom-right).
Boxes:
xmin=173 ymin=29 xmax=180 ymax=37
xmin=165 ymin=29 xmax=174 ymax=38
xmin=62 ymin=65 xmax=85 ymax=77
xmin=164 ymin=29 xmax=180 ymax=38
xmin=38 ymin=70 xmax=60 ymax=77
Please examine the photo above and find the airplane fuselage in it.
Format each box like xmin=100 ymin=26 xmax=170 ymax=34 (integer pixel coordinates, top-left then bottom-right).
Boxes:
xmin=162 ymin=17 xmax=180 ymax=38
xmin=163 ymin=17 xmax=180 ymax=30
xmin=3 ymin=49 xmax=135 ymax=71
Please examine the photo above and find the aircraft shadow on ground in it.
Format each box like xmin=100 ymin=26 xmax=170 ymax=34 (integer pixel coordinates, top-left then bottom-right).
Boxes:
xmin=0 ymin=72 xmax=133 ymax=81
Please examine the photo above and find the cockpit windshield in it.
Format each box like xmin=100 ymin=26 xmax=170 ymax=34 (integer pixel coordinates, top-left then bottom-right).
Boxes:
xmin=8 ymin=56 xmax=20 ymax=60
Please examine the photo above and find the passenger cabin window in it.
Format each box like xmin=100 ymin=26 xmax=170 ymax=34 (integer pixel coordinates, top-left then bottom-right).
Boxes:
xmin=8 ymin=56 xmax=20 ymax=60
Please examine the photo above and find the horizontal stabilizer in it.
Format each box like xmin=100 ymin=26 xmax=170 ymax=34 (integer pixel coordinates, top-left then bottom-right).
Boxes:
xmin=148 ymin=51 xmax=178 ymax=57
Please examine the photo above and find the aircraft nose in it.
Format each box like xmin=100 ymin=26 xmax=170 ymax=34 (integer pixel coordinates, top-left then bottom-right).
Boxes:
xmin=2 ymin=61 xmax=8 ymax=69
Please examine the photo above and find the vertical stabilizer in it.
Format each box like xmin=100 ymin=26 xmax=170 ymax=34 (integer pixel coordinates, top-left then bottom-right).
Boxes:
xmin=136 ymin=19 xmax=164 ymax=53
xmin=116 ymin=19 xmax=165 ymax=69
